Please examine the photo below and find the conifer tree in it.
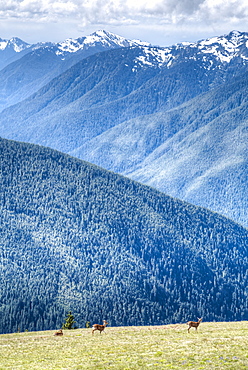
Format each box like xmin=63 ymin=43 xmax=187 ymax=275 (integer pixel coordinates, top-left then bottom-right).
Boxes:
xmin=62 ymin=311 xmax=76 ymax=330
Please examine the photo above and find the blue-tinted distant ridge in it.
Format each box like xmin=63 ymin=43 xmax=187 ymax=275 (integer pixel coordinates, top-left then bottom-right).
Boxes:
xmin=0 ymin=29 xmax=247 ymax=228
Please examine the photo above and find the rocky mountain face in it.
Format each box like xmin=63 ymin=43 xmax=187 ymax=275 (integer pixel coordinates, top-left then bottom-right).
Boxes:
xmin=0 ymin=30 xmax=247 ymax=227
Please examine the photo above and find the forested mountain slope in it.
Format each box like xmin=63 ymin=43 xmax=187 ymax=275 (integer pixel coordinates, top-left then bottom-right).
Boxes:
xmin=0 ymin=46 xmax=214 ymax=150
xmin=0 ymin=36 xmax=36 ymax=70
xmin=78 ymin=69 xmax=248 ymax=228
xmin=0 ymin=138 xmax=247 ymax=334
xmin=0 ymin=31 xmax=247 ymax=228
xmin=0 ymin=30 xmax=149 ymax=111
xmin=1 ymin=30 xmax=248 ymax=147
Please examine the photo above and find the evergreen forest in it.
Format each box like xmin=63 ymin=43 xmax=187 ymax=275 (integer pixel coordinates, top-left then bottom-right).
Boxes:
xmin=0 ymin=137 xmax=247 ymax=334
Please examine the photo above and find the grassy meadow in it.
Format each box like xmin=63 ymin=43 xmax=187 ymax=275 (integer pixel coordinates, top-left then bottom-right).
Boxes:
xmin=0 ymin=321 xmax=247 ymax=369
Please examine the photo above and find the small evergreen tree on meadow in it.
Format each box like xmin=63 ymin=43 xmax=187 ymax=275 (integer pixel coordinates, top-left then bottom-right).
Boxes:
xmin=62 ymin=311 xmax=76 ymax=330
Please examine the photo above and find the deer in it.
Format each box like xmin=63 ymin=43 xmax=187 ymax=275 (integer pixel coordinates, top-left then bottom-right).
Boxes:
xmin=54 ymin=329 xmax=63 ymax=336
xmin=187 ymin=318 xmax=202 ymax=332
xmin=92 ymin=320 xmax=109 ymax=335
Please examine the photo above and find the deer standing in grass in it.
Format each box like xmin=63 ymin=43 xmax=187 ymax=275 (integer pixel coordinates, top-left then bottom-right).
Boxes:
xmin=187 ymin=318 xmax=202 ymax=332
xmin=54 ymin=329 xmax=63 ymax=336
xmin=92 ymin=320 xmax=109 ymax=335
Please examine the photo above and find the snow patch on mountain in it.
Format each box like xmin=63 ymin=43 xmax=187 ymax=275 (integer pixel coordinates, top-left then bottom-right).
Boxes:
xmin=0 ymin=39 xmax=8 ymax=50
xmin=133 ymin=46 xmax=174 ymax=69
xmin=57 ymin=38 xmax=83 ymax=54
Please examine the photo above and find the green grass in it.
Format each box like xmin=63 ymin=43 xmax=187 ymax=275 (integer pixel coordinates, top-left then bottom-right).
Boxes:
xmin=0 ymin=321 xmax=247 ymax=369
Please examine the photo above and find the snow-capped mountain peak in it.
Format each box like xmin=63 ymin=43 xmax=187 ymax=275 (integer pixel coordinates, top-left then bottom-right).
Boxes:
xmin=9 ymin=37 xmax=30 ymax=52
xmin=56 ymin=29 xmax=151 ymax=56
xmin=0 ymin=37 xmax=30 ymax=52
xmin=85 ymin=30 xmax=150 ymax=47
xmin=0 ymin=30 xmax=151 ymax=61
xmin=196 ymin=30 xmax=248 ymax=63
xmin=131 ymin=30 xmax=248 ymax=70
xmin=1 ymin=29 xmax=248 ymax=77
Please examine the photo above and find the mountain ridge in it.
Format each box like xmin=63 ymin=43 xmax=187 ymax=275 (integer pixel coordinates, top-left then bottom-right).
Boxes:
xmin=0 ymin=29 xmax=247 ymax=228
xmin=0 ymin=30 xmax=150 ymax=111
xmin=0 ymin=137 xmax=247 ymax=334
xmin=0 ymin=29 xmax=150 ymax=70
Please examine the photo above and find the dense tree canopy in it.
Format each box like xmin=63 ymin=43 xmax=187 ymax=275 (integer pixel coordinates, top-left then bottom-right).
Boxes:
xmin=0 ymin=138 xmax=247 ymax=334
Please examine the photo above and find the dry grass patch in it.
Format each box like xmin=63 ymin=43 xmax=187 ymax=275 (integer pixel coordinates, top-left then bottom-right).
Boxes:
xmin=0 ymin=321 xmax=247 ymax=369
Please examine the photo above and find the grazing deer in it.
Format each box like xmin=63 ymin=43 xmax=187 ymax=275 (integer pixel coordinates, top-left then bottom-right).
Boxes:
xmin=92 ymin=320 xmax=109 ymax=335
xmin=187 ymin=318 xmax=202 ymax=332
xmin=54 ymin=329 xmax=63 ymax=336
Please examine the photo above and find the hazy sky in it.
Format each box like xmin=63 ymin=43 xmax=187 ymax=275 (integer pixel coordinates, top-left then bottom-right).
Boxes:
xmin=0 ymin=0 xmax=247 ymax=46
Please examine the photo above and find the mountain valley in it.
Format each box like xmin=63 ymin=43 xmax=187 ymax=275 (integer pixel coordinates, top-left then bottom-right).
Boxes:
xmin=0 ymin=30 xmax=247 ymax=227
xmin=0 ymin=29 xmax=248 ymax=334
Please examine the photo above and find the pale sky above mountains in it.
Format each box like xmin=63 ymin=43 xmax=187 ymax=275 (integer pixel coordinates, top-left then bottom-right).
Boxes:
xmin=0 ymin=0 xmax=247 ymax=46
